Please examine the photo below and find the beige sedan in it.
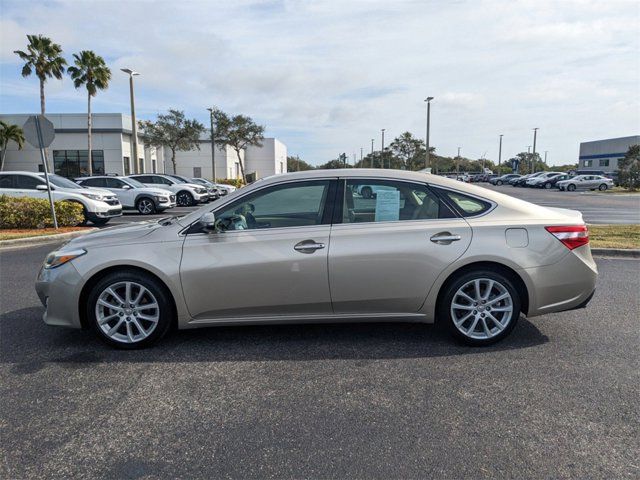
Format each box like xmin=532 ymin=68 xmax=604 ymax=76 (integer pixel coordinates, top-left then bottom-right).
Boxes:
xmin=36 ymin=169 xmax=597 ymax=348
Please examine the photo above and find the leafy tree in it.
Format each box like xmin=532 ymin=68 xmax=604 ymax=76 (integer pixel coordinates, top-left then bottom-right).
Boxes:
xmin=0 ymin=121 xmax=25 ymax=171
xmin=389 ymin=132 xmax=429 ymax=170
xmin=319 ymin=158 xmax=352 ymax=169
xmin=14 ymin=34 xmax=67 ymax=115
xmin=67 ymin=50 xmax=111 ymax=176
xmin=287 ymin=155 xmax=314 ymax=171
xmin=618 ymin=144 xmax=640 ymax=190
xmin=139 ymin=110 xmax=206 ymax=174
xmin=210 ymin=109 xmax=265 ymax=183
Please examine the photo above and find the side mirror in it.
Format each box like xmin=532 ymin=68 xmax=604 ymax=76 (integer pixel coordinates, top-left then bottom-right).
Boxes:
xmin=198 ymin=212 xmax=216 ymax=233
xmin=36 ymin=184 xmax=52 ymax=191
xmin=122 ymin=185 xmax=132 ymax=190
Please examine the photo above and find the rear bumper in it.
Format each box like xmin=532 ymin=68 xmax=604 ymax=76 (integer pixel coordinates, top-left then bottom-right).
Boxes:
xmin=524 ymin=246 xmax=598 ymax=318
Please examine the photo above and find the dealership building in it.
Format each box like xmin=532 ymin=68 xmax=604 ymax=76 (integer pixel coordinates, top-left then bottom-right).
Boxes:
xmin=578 ymin=135 xmax=639 ymax=174
xmin=0 ymin=113 xmax=287 ymax=180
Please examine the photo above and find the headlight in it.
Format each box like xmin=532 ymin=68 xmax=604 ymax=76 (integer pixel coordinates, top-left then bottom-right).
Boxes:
xmin=196 ymin=188 xmax=206 ymax=194
xmin=44 ymin=248 xmax=87 ymax=269
xmin=81 ymin=193 xmax=104 ymax=201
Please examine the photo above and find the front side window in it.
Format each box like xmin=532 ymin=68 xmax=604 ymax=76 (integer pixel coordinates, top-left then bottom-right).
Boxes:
xmin=105 ymin=178 xmax=126 ymax=188
xmin=15 ymin=175 xmax=45 ymax=190
xmin=81 ymin=178 xmax=106 ymax=188
xmin=342 ymin=179 xmax=455 ymax=223
xmin=213 ymin=180 xmax=331 ymax=231
xmin=0 ymin=175 xmax=13 ymax=189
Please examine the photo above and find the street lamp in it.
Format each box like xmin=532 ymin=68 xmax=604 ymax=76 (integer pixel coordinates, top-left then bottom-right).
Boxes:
xmin=532 ymin=127 xmax=539 ymax=173
xmin=498 ymin=134 xmax=503 ymax=169
xmin=121 ymin=68 xmax=140 ymax=174
xmin=424 ymin=97 xmax=434 ymax=170
xmin=381 ymin=129 xmax=386 ymax=168
xmin=206 ymin=107 xmax=217 ymax=181
xmin=370 ymin=139 xmax=374 ymax=167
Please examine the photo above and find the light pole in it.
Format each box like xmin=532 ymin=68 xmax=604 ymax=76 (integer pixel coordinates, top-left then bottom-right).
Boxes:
xmin=121 ymin=68 xmax=140 ymax=173
xmin=457 ymin=146 xmax=461 ymax=174
xmin=527 ymin=145 xmax=532 ymax=174
xmin=532 ymin=127 xmax=539 ymax=173
xmin=370 ymin=139 xmax=374 ymax=167
xmin=381 ymin=129 xmax=386 ymax=168
xmin=360 ymin=147 xmax=363 ymax=166
xmin=544 ymin=150 xmax=548 ymax=165
xmin=498 ymin=134 xmax=503 ymax=170
xmin=424 ymin=96 xmax=434 ymax=170
xmin=207 ymin=108 xmax=217 ymax=181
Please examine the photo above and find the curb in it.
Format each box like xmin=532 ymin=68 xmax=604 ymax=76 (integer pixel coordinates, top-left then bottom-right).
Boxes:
xmin=591 ymin=248 xmax=640 ymax=258
xmin=0 ymin=228 xmax=99 ymax=249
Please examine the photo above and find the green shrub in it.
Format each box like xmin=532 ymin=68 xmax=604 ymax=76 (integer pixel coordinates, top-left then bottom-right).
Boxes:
xmin=215 ymin=178 xmax=244 ymax=188
xmin=0 ymin=195 xmax=85 ymax=229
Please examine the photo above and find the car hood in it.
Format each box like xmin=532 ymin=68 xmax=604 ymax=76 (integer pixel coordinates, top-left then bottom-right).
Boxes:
xmin=64 ymin=220 xmax=169 ymax=249
xmin=138 ymin=187 xmax=173 ymax=196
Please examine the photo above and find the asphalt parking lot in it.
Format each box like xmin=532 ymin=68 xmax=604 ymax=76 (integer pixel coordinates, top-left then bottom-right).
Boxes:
xmin=1 ymin=243 xmax=638 ymax=479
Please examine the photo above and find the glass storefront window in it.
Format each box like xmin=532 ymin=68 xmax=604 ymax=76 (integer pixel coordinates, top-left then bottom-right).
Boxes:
xmin=52 ymin=150 xmax=105 ymax=178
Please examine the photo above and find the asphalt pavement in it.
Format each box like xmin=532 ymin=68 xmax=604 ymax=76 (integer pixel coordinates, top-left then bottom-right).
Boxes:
xmin=1 ymin=243 xmax=638 ymax=479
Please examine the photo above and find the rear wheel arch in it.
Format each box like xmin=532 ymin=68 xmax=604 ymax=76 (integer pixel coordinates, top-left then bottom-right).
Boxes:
xmin=435 ymin=261 xmax=529 ymax=318
xmin=78 ymin=265 xmax=178 ymax=330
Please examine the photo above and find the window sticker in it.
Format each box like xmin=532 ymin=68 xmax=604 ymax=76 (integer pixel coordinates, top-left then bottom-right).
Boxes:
xmin=375 ymin=189 xmax=400 ymax=222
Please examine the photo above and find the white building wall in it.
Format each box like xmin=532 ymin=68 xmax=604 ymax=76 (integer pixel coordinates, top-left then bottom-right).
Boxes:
xmin=169 ymin=143 xmax=243 ymax=180
xmin=245 ymin=138 xmax=287 ymax=178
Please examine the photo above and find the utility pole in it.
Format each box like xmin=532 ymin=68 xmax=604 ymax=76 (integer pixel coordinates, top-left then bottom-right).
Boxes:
xmin=457 ymin=146 xmax=461 ymax=174
xmin=370 ymin=139 xmax=374 ymax=167
xmin=532 ymin=127 xmax=538 ymax=173
xmin=498 ymin=134 xmax=503 ymax=170
xmin=207 ymin=108 xmax=217 ymax=181
xmin=424 ymin=96 xmax=434 ymax=170
xmin=381 ymin=129 xmax=385 ymax=168
xmin=121 ymin=68 xmax=140 ymax=173
xmin=360 ymin=147 xmax=363 ymax=167
xmin=544 ymin=150 xmax=548 ymax=165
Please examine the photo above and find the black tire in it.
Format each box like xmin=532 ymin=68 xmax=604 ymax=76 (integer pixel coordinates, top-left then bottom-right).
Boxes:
xmin=438 ymin=269 xmax=521 ymax=346
xmin=177 ymin=191 xmax=194 ymax=206
xmin=361 ymin=186 xmax=373 ymax=199
xmin=598 ymin=184 xmax=607 ymax=191
xmin=544 ymin=182 xmax=552 ymax=189
xmin=567 ymin=184 xmax=576 ymax=191
xmin=86 ymin=270 xmax=173 ymax=349
xmin=496 ymin=180 xmax=503 ymax=186
xmin=136 ymin=197 xmax=156 ymax=215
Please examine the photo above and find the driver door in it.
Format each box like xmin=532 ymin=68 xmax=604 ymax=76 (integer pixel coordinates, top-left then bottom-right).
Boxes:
xmin=180 ymin=179 xmax=337 ymax=320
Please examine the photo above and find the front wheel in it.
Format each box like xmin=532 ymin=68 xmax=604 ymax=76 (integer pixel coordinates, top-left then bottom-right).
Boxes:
xmin=439 ymin=270 xmax=520 ymax=346
xmin=87 ymin=270 xmax=173 ymax=349
xmin=544 ymin=182 xmax=552 ymax=189
xmin=567 ymin=184 xmax=576 ymax=191
xmin=598 ymin=184 xmax=608 ymax=191
xmin=496 ymin=180 xmax=503 ymax=186
xmin=136 ymin=197 xmax=156 ymax=215
xmin=177 ymin=191 xmax=194 ymax=206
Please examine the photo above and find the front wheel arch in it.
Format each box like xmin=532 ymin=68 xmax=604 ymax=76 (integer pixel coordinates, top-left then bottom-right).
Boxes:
xmin=78 ymin=265 xmax=177 ymax=331
xmin=435 ymin=261 xmax=529 ymax=320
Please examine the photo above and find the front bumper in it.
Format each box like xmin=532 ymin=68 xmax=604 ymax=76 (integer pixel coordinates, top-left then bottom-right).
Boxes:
xmin=35 ymin=262 xmax=83 ymax=328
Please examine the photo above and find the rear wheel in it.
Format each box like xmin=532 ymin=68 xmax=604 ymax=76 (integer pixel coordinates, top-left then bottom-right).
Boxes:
xmin=136 ymin=197 xmax=156 ymax=215
xmin=87 ymin=270 xmax=173 ymax=349
xmin=439 ymin=270 xmax=520 ymax=346
xmin=598 ymin=184 xmax=608 ymax=191
xmin=177 ymin=191 xmax=194 ymax=206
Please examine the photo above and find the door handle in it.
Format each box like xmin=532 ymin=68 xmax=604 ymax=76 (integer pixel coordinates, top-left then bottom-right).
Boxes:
xmin=430 ymin=232 xmax=461 ymax=244
xmin=294 ymin=240 xmax=325 ymax=253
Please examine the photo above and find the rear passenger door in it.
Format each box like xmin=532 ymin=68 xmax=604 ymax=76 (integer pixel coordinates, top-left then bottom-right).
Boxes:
xmin=328 ymin=179 xmax=472 ymax=314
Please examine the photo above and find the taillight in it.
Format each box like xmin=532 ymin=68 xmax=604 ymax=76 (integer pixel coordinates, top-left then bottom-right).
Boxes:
xmin=545 ymin=225 xmax=589 ymax=250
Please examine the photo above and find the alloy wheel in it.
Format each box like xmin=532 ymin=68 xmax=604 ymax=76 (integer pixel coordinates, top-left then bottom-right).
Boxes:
xmin=95 ymin=281 xmax=160 ymax=344
xmin=138 ymin=198 xmax=154 ymax=214
xmin=177 ymin=192 xmax=192 ymax=206
xmin=450 ymin=278 xmax=514 ymax=340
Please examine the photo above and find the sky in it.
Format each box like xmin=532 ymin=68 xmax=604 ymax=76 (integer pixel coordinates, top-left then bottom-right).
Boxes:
xmin=0 ymin=0 xmax=639 ymax=166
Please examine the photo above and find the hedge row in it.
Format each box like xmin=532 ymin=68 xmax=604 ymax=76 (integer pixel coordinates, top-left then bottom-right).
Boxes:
xmin=0 ymin=195 xmax=85 ymax=229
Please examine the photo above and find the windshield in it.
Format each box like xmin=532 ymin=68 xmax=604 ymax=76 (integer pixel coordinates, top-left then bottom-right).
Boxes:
xmin=123 ymin=178 xmax=146 ymax=188
xmin=43 ymin=174 xmax=83 ymax=189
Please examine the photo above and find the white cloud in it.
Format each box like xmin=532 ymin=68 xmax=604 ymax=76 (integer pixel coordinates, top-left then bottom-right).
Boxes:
xmin=0 ymin=0 xmax=638 ymax=165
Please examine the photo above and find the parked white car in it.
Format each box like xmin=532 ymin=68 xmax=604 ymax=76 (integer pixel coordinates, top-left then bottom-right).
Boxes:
xmin=76 ymin=176 xmax=176 ymax=214
xmin=0 ymin=171 xmax=122 ymax=225
xmin=526 ymin=172 xmax=563 ymax=187
xmin=192 ymin=178 xmax=236 ymax=196
xmin=128 ymin=174 xmax=208 ymax=206
xmin=557 ymin=175 xmax=615 ymax=192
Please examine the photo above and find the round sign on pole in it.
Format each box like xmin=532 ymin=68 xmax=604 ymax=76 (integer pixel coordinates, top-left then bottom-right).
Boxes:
xmin=23 ymin=115 xmax=55 ymax=148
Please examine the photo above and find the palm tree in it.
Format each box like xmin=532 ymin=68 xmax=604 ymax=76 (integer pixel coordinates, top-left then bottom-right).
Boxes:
xmin=14 ymin=34 xmax=67 ymax=116
xmin=0 ymin=121 xmax=26 ymax=171
xmin=68 ymin=51 xmax=111 ymax=175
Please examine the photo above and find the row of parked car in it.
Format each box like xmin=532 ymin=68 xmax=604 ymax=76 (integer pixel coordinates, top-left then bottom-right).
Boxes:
xmin=0 ymin=171 xmax=236 ymax=225
xmin=489 ymin=171 xmax=615 ymax=191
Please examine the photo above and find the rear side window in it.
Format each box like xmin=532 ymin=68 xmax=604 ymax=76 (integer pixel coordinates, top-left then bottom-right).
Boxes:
xmin=435 ymin=188 xmax=492 ymax=217
xmin=0 ymin=175 xmax=13 ymax=188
